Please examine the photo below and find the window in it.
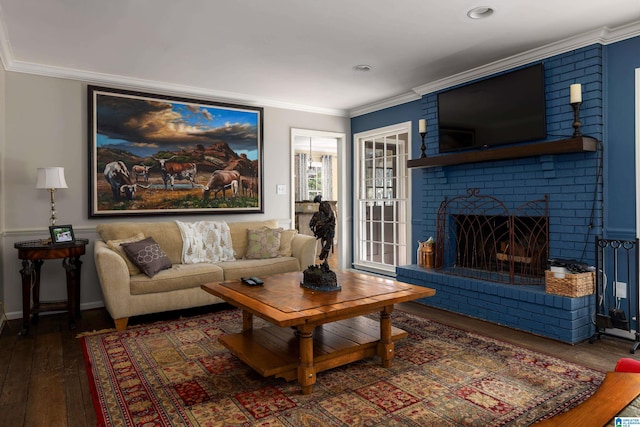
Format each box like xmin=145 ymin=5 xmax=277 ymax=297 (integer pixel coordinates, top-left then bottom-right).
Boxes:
xmin=353 ymin=122 xmax=411 ymax=275
xmin=295 ymin=152 xmax=335 ymax=201
xmin=306 ymin=163 xmax=323 ymax=200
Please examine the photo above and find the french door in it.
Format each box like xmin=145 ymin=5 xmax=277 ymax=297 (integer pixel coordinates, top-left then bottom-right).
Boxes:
xmin=353 ymin=122 xmax=411 ymax=275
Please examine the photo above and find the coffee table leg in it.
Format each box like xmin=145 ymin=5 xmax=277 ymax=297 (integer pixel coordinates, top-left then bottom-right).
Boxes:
xmin=297 ymin=324 xmax=316 ymax=395
xmin=242 ymin=310 xmax=253 ymax=332
xmin=378 ymin=305 xmax=394 ymax=368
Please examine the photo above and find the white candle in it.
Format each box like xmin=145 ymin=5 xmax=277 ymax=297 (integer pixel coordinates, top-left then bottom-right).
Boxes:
xmin=570 ymin=84 xmax=582 ymax=104
xmin=419 ymin=119 xmax=426 ymax=134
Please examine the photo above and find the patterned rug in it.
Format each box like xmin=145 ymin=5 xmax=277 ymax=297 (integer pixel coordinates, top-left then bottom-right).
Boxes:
xmin=81 ymin=309 xmax=604 ymax=426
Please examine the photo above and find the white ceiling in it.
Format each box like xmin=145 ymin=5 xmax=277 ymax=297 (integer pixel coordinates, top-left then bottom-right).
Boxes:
xmin=1 ymin=1 xmax=639 ymax=117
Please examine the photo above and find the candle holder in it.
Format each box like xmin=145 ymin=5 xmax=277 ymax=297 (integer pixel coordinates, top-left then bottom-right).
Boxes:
xmin=571 ymin=102 xmax=582 ymax=138
xmin=419 ymin=131 xmax=427 ymax=158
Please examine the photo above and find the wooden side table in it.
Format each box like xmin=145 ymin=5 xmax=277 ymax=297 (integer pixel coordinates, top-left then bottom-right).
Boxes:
xmin=14 ymin=238 xmax=89 ymax=335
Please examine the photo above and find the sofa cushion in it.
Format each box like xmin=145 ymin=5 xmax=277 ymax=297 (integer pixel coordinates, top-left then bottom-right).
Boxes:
xmin=121 ymin=237 xmax=173 ymax=278
xmin=106 ymin=232 xmax=145 ymax=275
xmin=279 ymin=229 xmax=298 ymax=257
xmin=220 ymin=257 xmax=301 ymax=280
xmin=245 ymin=227 xmax=283 ymax=259
xmin=96 ymin=222 xmax=183 ymax=263
xmin=130 ymin=263 xmax=225 ymax=295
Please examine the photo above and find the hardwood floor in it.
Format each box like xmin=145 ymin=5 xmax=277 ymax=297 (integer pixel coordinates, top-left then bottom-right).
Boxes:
xmin=0 ymin=299 xmax=635 ymax=426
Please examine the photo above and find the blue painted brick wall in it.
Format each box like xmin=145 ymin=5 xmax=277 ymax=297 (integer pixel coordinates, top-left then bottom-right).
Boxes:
xmin=402 ymin=46 xmax=604 ymax=344
xmin=413 ymin=45 xmax=603 ymax=266
xmin=397 ymin=265 xmax=595 ymax=343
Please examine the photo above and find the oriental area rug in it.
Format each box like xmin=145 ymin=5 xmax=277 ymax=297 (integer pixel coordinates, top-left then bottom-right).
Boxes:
xmin=81 ymin=309 xmax=604 ymax=426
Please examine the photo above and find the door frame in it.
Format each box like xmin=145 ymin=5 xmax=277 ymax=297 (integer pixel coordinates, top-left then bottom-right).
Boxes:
xmin=290 ymin=128 xmax=349 ymax=270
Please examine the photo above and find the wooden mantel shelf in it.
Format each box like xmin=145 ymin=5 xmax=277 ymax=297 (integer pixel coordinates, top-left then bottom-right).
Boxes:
xmin=407 ymin=136 xmax=598 ymax=169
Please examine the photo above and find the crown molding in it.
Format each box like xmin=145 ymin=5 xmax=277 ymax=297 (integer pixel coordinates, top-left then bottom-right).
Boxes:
xmin=349 ymin=91 xmax=421 ymax=118
xmin=2 ymin=59 xmax=349 ymax=117
xmin=597 ymin=20 xmax=640 ymax=44
xmin=1 ymin=4 xmax=638 ymax=121
xmin=0 ymin=1 xmax=348 ymax=119
xmin=351 ymin=21 xmax=640 ymax=117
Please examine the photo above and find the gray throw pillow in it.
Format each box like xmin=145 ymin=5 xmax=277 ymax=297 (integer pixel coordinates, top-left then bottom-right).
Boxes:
xmin=121 ymin=236 xmax=172 ymax=278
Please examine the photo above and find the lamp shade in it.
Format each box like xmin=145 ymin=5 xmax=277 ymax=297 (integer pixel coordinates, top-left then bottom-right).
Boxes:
xmin=36 ymin=167 xmax=68 ymax=189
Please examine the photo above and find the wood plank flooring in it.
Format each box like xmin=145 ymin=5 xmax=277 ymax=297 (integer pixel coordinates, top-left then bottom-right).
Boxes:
xmin=0 ymin=300 xmax=635 ymax=426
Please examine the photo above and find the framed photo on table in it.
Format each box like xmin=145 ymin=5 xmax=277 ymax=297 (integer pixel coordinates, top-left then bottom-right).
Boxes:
xmin=49 ymin=225 xmax=75 ymax=244
xmin=88 ymin=85 xmax=264 ymax=217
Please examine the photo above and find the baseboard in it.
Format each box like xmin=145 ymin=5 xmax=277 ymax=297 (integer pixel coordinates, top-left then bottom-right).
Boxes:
xmin=0 ymin=301 xmax=5 ymax=335
xmin=4 ymin=300 xmax=105 ymax=321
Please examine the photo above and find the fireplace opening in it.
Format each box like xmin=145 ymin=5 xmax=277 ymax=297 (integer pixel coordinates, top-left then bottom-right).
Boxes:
xmin=436 ymin=189 xmax=548 ymax=285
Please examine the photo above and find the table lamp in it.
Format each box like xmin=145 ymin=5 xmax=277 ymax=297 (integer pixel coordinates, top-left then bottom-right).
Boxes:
xmin=36 ymin=167 xmax=68 ymax=226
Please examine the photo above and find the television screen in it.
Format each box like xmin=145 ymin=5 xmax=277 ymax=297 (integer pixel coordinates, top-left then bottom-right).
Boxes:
xmin=437 ymin=64 xmax=546 ymax=153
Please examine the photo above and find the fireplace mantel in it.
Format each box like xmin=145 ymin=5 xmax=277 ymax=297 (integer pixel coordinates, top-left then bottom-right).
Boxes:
xmin=407 ymin=136 xmax=597 ymax=169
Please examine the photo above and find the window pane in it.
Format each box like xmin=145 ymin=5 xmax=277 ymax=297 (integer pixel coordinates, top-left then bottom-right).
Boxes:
xmin=354 ymin=127 xmax=409 ymax=273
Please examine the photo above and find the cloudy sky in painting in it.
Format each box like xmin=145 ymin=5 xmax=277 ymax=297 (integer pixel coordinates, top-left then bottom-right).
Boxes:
xmin=94 ymin=92 xmax=261 ymax=159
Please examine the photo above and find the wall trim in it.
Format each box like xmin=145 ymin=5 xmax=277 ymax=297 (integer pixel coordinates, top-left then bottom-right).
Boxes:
xmin=3 ymin=0 xmax=638 ymax=122
xmin=4 ymin=300 xmax=105 ymax=321
xmin=2 ymin=60 xmax=349 ymax=117
xmin=2 ymin=224 xmax=98 ymax=238
xmin=350 ymin=21 xmax=640 ymax=118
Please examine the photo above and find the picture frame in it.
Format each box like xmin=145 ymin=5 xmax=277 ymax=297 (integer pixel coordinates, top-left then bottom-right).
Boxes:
xmin=49 ymin=225 xmax=75 ymax=244
xmin=88 ymin=86 xmax=264 ymax=217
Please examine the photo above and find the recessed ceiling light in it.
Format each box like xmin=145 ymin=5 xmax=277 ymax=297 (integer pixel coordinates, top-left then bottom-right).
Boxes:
xmin=353 ymin=64 xmax=372 ymax=72
xmin=467 ymin=6 xmax=494 ymax=19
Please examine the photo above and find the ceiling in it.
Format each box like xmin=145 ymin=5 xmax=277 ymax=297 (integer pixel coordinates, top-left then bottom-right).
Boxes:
xmin=1 ymin=1 xmax=639 ymax=117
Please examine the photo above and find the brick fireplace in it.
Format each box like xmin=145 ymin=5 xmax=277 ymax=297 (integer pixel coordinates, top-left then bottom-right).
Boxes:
xmin=397 ymin=45 xmax=603 ymax=344
xmin=397 ymin=188 xmax=593 ymax=344
xmin=436 ymin=188 xmax=548 ymax=285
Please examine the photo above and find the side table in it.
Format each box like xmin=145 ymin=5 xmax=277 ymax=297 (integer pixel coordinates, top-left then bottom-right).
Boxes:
xmin=14 ymin=238 xmax=89 ymax=335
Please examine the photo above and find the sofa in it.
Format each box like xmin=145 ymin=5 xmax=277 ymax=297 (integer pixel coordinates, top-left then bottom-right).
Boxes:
xmin=94 ymin=219 xmax=316 ymax=330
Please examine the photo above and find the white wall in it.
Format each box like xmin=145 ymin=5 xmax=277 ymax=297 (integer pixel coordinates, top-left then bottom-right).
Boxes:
xmin=1 ymin=72 xmax=350 ymax=319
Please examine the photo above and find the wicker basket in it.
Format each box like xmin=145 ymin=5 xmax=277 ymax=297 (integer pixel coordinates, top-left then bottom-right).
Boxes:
xmin=545 ymin=270 xmax=595 ymax=297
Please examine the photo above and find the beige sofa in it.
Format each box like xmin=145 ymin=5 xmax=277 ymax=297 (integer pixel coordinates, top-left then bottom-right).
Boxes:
xmin=94 ymin=219 xmax=316 ymax=330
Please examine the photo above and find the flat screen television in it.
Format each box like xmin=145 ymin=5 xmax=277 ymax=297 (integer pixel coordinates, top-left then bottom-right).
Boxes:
xmin=437 ymin=63 xmax=546 ymax=153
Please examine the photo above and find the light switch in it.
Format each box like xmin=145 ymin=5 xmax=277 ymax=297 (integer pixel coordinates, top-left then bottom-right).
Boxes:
xmin=276 ymin=184 xmax=286 ymax=195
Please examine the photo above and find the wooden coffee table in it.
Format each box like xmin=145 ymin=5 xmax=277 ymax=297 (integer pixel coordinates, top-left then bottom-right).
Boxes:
xmin=201 ymin=270 xmax=435 ymax=394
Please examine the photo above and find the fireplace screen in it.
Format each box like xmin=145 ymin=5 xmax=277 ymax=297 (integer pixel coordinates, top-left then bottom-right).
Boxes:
xmin=436 ymin=189 xmax=548 ymax=285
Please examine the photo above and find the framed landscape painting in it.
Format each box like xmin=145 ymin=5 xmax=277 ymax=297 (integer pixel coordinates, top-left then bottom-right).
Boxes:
xmin=88 ymin=86 xmax=263 ymax=217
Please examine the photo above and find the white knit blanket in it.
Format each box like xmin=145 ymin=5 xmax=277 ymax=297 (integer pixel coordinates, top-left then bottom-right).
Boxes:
xmin=176 ymin=220 xmax=235 ymax=264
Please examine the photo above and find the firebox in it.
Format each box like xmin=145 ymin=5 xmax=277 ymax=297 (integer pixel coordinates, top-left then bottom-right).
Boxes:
xmin=436 ymin=189 xmax=548 ymax=285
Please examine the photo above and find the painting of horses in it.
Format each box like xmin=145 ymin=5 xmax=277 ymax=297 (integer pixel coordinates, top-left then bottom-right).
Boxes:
xmin=88 ymin=86 xmax=263 ymax=217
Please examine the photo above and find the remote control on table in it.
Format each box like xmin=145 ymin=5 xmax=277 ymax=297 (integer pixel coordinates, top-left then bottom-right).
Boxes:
xmin=241 ymin=277 xmax=263 ymax=286
xmin=249 ymin=276 xmax=264 ymax=285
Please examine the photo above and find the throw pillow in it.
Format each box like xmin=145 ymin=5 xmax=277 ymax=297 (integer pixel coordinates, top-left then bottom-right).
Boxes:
xmin=121 ymin=236 xmax=172 ymax=278
xmin=244 ymin=227 xmax=283 ymax=259
xmin=279 ymin=229 xmax=298 ymax=257
xmin=106 ymin=232 xmax=146 ymax=276
xmin=176 ymin=220 xmax=235 ymax=264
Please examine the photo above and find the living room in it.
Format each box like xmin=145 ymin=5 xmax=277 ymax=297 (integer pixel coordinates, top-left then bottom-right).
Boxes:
xmin=1 ymin=2 xmax=640 ymax=425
